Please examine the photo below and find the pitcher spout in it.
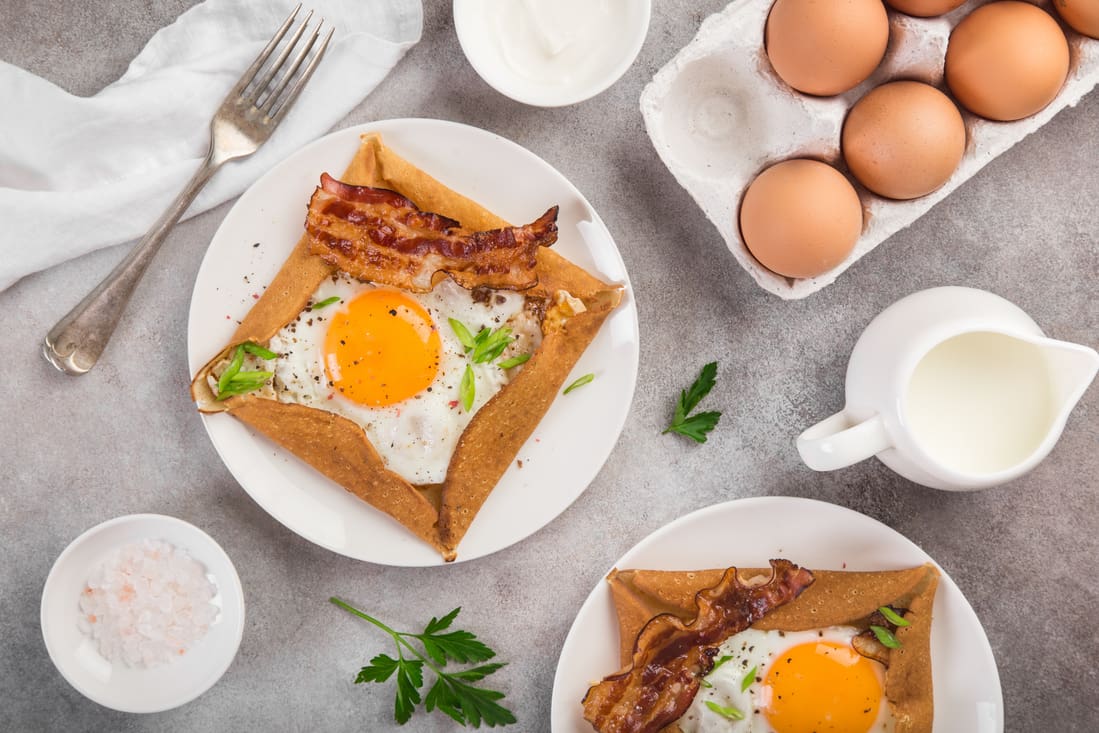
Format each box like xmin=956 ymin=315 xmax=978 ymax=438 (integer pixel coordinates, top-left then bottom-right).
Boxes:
xmin=1035 ymin=338 xmax=1099 ymax=417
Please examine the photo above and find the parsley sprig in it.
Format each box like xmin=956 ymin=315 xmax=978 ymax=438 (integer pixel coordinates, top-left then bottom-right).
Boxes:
xmin=216 ymin=341 xmax=276 ymax=400
xmin=663 ymin=361 xmax=722 ymax=443
xmin=330 ymin=598 xmax=515 ymax=728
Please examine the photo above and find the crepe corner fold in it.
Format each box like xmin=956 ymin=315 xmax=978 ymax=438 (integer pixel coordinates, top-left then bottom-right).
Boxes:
xmin=602 ymin=562 xmax=940 ymax=733
xmin=190 ymin=132 xmax=623 ymax=561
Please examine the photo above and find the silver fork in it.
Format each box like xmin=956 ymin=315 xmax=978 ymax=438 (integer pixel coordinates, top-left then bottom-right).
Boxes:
xmin=43 ymin=4 xmax=333 ymax=375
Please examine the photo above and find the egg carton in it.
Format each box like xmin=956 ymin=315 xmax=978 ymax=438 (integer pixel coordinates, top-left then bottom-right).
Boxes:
xmin=640 ymin=0 xmax=1099 ymax=299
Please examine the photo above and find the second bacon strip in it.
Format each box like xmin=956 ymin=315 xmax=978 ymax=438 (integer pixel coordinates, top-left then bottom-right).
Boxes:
xmin=305 ymin=173 xmax=558 ymax=292
xmin=582 ymin=559 xmax=815 ymax=733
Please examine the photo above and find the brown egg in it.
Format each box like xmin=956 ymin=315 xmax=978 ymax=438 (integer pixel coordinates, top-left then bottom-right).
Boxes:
xmin=885 ymin=0 xmax=966 ymax=17
xmin=842 ymin=81 xmax=966 ymax=200
xmin=1054 ymin=0 xmax=1099 ymax=39
xmin=766 ymin=0 xmax=890 ymax=96
xmin=739 ymin=160 xmax=863 ymax=279
xmin=945 ymin=2 xmax=1070 ymax=121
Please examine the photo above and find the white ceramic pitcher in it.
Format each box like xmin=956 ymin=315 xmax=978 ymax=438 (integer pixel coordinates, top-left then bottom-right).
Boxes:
xmin=797 ymin=287 xmax=1098 ymax=490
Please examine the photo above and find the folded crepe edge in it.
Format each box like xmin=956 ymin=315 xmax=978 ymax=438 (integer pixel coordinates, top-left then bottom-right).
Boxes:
xmin=190 ymin=132 xmax=623 ymax=561
xmin=603 ymin=563 xmax=940 ymax=733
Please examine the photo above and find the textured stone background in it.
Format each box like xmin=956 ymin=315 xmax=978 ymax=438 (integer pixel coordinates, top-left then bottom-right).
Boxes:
xmin=2 ymin=1 xmax=1097 ymax=731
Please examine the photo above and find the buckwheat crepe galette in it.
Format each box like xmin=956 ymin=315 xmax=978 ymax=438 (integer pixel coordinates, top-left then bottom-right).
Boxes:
xmin=583 ymin=561 xmax=939 ymax=733
xmin=191 ymin=133 xmax=623 ymax=561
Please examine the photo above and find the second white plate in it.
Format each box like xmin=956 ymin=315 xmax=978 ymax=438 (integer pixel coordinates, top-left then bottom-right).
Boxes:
xmin=551 ymin=497 xmax=1003 ymax=732
xmin=186 ymin=119 xmax=639 ymax=566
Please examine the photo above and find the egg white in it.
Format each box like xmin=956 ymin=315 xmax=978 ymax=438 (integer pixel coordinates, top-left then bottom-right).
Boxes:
xmin=263 ymin=273 xmax=541 ymax=485
xmin=677 ymin=626 xmax=896 ymax=733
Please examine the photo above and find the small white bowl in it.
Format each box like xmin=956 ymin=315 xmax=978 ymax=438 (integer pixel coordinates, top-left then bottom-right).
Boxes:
xmin=453 ymin=0 xmax=652 ymax=107
xmin=41 ymin=514 xmax=245 ymax=713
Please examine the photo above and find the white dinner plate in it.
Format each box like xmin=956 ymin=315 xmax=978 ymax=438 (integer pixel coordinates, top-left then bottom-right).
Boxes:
xmin=41 ymin=514 xmax=245 ymax=713
xmin=551 ymin=496 xmax=1003 ymax=732
xmin=187 ymin=118 xmax=639 ymax=566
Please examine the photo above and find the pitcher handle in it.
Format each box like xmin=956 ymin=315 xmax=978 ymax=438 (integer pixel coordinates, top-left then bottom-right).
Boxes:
xmin=797 ymin=413 xmax=892 ymax=471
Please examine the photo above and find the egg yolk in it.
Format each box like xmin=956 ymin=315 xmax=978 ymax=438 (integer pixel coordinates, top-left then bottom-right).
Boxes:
xmin=761 ymin=640 xmax=885 ymax=733
xmin=323 ymin=289 xmax=441 ymax=407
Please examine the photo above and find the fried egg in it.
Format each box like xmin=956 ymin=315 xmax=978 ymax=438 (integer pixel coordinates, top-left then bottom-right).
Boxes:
xmin=261 ymin=273 xmax=541 ymax=485
xmin=678 ymin=626 xmax=895 ymax=733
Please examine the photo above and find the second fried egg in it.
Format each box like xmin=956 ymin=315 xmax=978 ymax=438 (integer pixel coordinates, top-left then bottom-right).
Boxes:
xmin=264 ymin=273 xmax=541 ymax=485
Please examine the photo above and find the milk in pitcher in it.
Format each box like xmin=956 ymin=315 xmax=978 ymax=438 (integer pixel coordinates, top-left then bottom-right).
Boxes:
xmin=904 ymin=332 xmax=1054 ymax=475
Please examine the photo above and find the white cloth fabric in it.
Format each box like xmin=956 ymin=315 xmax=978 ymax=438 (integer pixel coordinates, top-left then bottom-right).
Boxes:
xmin=0 ymin=0 xmax=422 ymax=291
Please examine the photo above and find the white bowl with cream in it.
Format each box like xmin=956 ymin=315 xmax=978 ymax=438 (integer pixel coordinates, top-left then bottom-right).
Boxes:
xmin=41 ymin=514 xmax=245 ymax=713
xmin=453 ymin=0 xmax=651 ymax=107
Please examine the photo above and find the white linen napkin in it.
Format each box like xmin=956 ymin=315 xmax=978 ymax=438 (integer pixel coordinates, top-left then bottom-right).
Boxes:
xmin=0 ymin=0 xmax=422 ymax=291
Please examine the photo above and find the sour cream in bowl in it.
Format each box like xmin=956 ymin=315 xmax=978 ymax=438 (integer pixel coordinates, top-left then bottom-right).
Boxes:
xmin=40 ymin=514 xmax=244 ymax=713
xmin=453 ymin=0 xmax=652 ymax=107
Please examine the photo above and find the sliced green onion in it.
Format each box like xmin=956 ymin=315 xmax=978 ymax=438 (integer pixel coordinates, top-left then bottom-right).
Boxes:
xmin=709 ymin=655 xmax=733 ymax=673
xmin=564 ymin=373 xmax=594 ymax=394
xmin=216 ymin=371 xmax=273 ymax=400
xmin=242 ymin=341 xmax=278 ymax=360
xmin=498 ymin=353 xmax=531 ymax=369
xmin=310 ymin=295 xmax=341 ymax=311
xmin=870 ymin=625 xmax=902 ymax=649
xmin=741 ymin=665 xmax=757 ymax=692
xmin=699 ymin=679 xmax=713 ymax=689
xmin=459 ymin=364 xmax=475 ymax=411
xmin=704 ymin=701 xmax=745 ymax=721
xmin=217 ymin=346 xmax=245 ymax=394
xmin=227 ymin=371 xmax=273 ymax=385
xmin=472 ymin=327 xmax=512 ymax=363
xmin=878 ymin=606 xmax=910 ymax=627
xmin=449 ymin=318 xmax=476 ymax=352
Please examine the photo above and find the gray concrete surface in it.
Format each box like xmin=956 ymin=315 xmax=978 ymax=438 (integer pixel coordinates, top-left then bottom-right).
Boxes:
xmin=3 ymin=1 xmax=1098 ymax=731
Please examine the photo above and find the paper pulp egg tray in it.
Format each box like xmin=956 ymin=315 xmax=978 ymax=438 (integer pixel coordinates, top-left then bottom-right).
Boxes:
xmin=640 ymin=0 xmax=1099 ymax=299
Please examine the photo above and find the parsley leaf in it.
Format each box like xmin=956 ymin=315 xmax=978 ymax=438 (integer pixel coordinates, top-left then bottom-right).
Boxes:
xmin=663 ymin=361 xmax=722 ymax=443
xmin=394 ymin=659 xmax=424 ymax=724
xmin=356 ymin=653 xmax=400 ymax=683
xmin=331 ymin=598 xmax=516 ymax=728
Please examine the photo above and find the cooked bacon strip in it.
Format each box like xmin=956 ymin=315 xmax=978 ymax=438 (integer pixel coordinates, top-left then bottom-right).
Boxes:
xmin=305 ymin=173 xmax=558 ymax=292
xmin=582 ymin=560 xmax=815 ymax=733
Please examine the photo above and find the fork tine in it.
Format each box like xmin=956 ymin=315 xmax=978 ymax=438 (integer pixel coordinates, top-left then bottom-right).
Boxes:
xmin=250 ymin=9 xmax=314 ymax=106
xmin=261 ymin=21 xmax=323 ymax=115
xmin=269 ymin=27 xmax=334 ymax=122
xmin=231 ymin=3 xmax=301 ymax=98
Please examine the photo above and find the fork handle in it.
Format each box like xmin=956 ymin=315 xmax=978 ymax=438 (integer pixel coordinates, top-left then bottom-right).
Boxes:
xmin=43 ymin=152 xmax=222 ymax=375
